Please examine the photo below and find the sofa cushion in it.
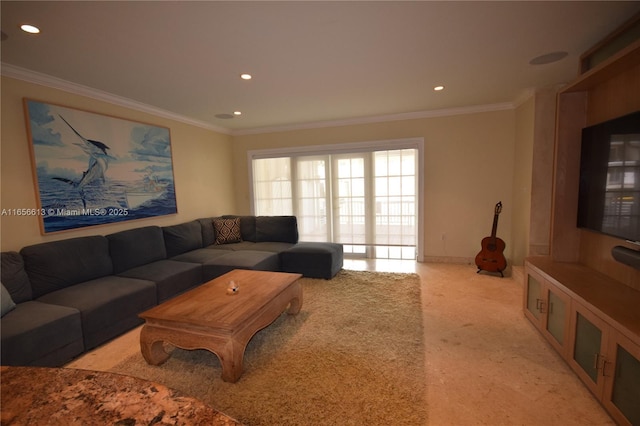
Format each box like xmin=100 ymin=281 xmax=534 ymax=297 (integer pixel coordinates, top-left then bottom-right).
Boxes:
xmin=207 ymin=241 xmax=255 ymax=251
xmin=0 ymin=301 xmax=84 ymax=366
xmin=171 ymin=248 xmax=229 ymax=263
xmin=214 ymin=217 xmax=242 ymax=244
xmin=202 ymin=250 xmax=280 ymax=281
xmin=1 ymin=251 xmax=33 ymax=303
xmin=221 ymin=215 xmax=257 ymax=242
xmin=107 ymin=226 xmax=167 ymax=274
xmin=256 ymin=216 xmax=299 ymax=243
xmin=162 ymin=221 xmax=203 ymax=258
xmin=117 ymin=259 xmax=202 ymax=302
xmin=37 ymin=275 xmax=156 ymax=350
xmin=1 ymin=283 xmax=16 ymax=317
xmin=21 ymin=236 xmax=113 ymax=299
xmin=250 ymin=242 xmax=296 ymax=253
xmin=197 ymin=217 xmax=217 ymax=247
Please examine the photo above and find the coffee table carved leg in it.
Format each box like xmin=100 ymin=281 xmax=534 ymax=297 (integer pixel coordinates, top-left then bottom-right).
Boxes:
xmin=287 ymin=292 xmax=303 ymax=314
xmin=218 ymin=339 xmax=246 ymax=383
xmin=140 ymin=325 xmax=171 ymax=365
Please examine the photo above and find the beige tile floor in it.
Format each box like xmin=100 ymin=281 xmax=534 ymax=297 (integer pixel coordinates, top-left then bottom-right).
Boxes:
xmin=68 ymin=261 xmax=615 ymax=425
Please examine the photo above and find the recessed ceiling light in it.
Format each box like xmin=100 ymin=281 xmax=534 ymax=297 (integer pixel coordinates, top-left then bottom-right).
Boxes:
xmin=529 ymin=51 xmax=568 ymax=65
xmin=434 ymin=85 xmax=445 ymax=91
xmin=240 ymin=73 xmax=252 ymax=80
xmin=20 ymin=24 xmax=40 ymax=34
xmin=233 ymin=111 xmax=242 ymax=116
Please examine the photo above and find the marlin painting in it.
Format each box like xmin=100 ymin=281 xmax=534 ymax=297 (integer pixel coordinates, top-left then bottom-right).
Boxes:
xmin=58 ymin=114 xmax=112 ymax=169
xmin=26 ymin=99 xmax=178 ymax=234
xmin=52 ymin=115 xmax=114 ymax=208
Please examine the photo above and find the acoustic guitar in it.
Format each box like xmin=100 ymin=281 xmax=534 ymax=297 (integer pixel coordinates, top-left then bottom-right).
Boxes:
xmin=475 ymin=201 xmax=507 ymax=277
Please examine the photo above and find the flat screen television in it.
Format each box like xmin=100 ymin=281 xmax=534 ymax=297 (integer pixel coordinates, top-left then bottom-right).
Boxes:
xmin=577 ymin=111 xmax=640 ymax=244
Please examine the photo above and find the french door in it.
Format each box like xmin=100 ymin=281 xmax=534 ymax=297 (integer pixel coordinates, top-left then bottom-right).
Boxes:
xmin=251 ymin=141 xmax=421 ymax=260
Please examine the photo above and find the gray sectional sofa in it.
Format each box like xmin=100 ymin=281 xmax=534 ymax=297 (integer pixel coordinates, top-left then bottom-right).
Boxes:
xmin=0 ymin=215 xmax=343 ymax=367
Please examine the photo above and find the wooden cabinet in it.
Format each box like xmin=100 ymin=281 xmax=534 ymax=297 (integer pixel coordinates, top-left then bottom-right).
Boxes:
xmin=527 ymin=17 xmax=640 ymax=426
xmin=524 ymin=265 xmax=571 ymax=357
xmin=567 ymin=302 xmax=640 ymax=426
xmin=567 ymin=300 xmax=610 ymax=398
xmin=603 ymin=329 xmax=640 ymax=426
xmin=524 ymin=257 xmax=640 ymax=426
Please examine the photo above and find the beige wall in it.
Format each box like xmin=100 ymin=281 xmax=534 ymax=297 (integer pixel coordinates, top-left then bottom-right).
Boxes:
xmin=512 ymin=97 xmax=535 ymax=266
xmin=529 ymin=87 xmax=558 ymax=257
xmin=231 ymin=109 xmax=518 ymax=264
xmin=1 ymin=76 xmax=536 ymax=265
xmin=0 ymin=77 xmax=234 ymax=251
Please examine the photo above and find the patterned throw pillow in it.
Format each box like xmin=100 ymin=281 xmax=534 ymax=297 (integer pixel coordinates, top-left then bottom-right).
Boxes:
xmin=213 ymin=217 xmax=242 ymax=244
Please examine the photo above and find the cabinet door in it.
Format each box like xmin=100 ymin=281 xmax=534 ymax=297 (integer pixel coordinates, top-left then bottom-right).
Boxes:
xmin=541 ymin=284 xmax=571 ymax=357
xmin=603 ymin=330 xmax=640 ymax=426
xmin=568 ymin=302 xmax=609 ymax=398
xmin=523 ymin=266 xmax=571 ymax=356
xmin=523 ymin=267 xmax=544 ymax=325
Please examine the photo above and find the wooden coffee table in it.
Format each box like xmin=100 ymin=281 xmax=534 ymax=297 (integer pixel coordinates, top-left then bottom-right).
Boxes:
xmin=139 ymin=269 xmax=303 ymax=382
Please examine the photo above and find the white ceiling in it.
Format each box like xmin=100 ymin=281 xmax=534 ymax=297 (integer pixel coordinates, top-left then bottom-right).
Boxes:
xmin=2 ymin=1 xmax=639 ymax=134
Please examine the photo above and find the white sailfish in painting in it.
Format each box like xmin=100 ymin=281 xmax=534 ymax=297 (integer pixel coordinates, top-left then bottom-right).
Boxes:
xmin=52 ymin=115 xmax=114 ymax=208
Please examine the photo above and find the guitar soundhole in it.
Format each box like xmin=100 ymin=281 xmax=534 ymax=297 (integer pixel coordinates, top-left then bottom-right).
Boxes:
xmin=487 ymin=244 xmax=496 ymax=251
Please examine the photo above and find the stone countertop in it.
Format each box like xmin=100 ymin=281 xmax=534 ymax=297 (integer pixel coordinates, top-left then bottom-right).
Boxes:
xmin=0 ymin=366 xmax=242 ymax=425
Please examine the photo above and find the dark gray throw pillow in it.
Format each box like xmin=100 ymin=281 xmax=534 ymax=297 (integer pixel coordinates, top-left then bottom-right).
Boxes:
xmin=1 ymin=283 xmax=16 ymax=317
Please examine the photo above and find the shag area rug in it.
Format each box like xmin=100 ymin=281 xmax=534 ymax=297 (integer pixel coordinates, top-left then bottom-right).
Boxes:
xmin=109 ymin=270 xmax=426 ymax=425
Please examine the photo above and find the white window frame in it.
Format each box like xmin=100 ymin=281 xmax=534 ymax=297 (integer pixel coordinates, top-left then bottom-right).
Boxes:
xmin=247 ymin=138 xmax=425 ymax=261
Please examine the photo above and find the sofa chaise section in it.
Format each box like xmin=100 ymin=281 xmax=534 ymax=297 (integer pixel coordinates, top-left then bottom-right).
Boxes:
xmin=195 ymin=215 xmax=342 ymax=279
xmin=281 ymin=242 xmax=344 ymax=279
xmin=197 ymin=216 xmax=298 ymax=280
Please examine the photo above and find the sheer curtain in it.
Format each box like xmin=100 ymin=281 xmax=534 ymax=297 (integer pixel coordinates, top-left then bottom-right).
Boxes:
xmin=250 ymin=140 xmax=422 ymax=260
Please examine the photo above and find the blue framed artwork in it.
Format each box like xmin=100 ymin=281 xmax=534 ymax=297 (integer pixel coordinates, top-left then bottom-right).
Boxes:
xmin=24 ymin=99 xmax=178 ymax=234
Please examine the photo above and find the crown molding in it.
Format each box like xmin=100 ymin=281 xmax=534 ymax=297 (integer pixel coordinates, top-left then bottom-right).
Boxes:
xmin=3 ymin=62 xmax=516 ymax=137
xmin=513 ymin=84 xmax=566 ymax=108
xmin=513 ymin=88 xmax=536 ymax=107
xmin=1 ymin=63 xmax=232 ymax=135
xmin=232 ymin=102 xmax=515 ymax=136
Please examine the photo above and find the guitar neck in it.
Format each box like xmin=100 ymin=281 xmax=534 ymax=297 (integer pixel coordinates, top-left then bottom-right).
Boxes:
xmin=491 ymin=214 xmax=499 ymax=238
